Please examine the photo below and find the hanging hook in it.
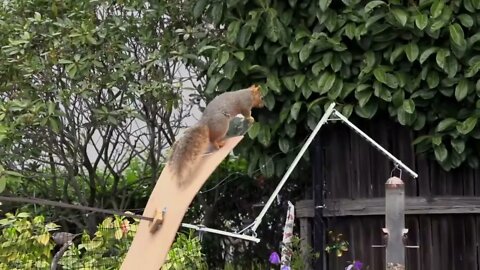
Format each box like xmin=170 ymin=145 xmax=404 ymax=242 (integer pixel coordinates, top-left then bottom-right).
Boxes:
xmin=390 ymin=163 xmax=402 ymax=179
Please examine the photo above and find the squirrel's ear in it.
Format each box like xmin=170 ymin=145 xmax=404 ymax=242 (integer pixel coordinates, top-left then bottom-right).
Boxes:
xmin=250 ymin=84 xmax=260 ymax=93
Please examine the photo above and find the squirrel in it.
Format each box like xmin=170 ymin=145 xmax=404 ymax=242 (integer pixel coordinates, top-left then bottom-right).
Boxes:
xmin=168 ymin=84 xmax=264 ymax=185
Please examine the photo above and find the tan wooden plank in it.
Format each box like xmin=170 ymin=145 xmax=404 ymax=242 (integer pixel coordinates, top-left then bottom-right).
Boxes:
xmin=121 ymin=136 xmax=243 ymax=270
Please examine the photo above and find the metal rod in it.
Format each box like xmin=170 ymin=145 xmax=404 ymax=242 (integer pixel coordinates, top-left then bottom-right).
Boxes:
xmin=0 ymin=195 xmax=260 ymax=242
xmin=181 ymin=223 xmax=260 ymax=243
xmin=0 ymin=195 xmax=153 ymax=221
xmin=249 ymin=103 xmax=337 ymax=233
xmin=331 ymin=110 xmax=418 ymax=179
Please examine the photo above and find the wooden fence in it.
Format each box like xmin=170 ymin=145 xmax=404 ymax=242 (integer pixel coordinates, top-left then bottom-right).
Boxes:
xmin=301 ymin=114 xmax=480 ymax=270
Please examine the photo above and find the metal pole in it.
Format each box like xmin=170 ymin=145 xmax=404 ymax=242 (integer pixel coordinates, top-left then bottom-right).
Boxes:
xmin=331 ymin=110 xmax=418 ymax=179
xmin=249 ymin=103 xmax=336 ymax=233
xmin=181 ymin=223 xmax=260 ymax=243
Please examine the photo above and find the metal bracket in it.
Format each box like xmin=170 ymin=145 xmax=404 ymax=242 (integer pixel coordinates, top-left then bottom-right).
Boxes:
xmin=402 ymin=228 xmax=420 ymax=249
xmin=372 ymin=228 xmax=389 ymax=248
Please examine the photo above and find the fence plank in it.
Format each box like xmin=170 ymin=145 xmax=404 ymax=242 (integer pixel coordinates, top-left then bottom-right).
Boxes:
xmin=319 ymin=196 xmax=480 ymax=216
xmin=311 ymin=115 xmax=480 ymax=270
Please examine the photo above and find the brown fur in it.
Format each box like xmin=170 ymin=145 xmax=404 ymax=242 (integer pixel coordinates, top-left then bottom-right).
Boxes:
xmin=167 ymin=85 xmax=263 ymax=186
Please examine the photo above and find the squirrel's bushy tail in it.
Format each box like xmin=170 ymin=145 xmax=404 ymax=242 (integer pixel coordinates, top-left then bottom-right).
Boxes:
xmin=168 ymin=124 xmax=209 ymax=186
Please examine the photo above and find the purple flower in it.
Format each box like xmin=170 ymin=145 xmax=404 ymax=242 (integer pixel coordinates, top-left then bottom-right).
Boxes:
xmin=353 ymin=260 xmax=363 ymax=269
xmin=281 ymin=266 xmax=291 ymax=270
xmin=345 ymin=260 xmax=363 ymax=270
xmin=269 ymin=251 xmax=280 ymax=265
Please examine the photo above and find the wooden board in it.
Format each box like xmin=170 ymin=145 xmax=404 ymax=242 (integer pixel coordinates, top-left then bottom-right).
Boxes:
xmin=121 ymin=136 xmax=244 ymax=270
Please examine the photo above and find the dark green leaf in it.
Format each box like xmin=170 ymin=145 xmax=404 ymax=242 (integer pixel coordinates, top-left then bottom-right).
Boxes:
xmin=341 ymin=104 xmax=354 ymax=117
xmin=392 ymin=89 xmax=405 ymax=107
xmin=364 ymin=1 xmax=386 ymax=13
xmin=267 ymin=73 xmax=282 ymax=93
xmin=432 ymin=136 xmax=442 ymax=146
xmin=237 ymin=25 xmax=252 ymax=48
xmin=355 ymin=89 xmax=372 ymax=107
xmin=364 ymin=51 xmax=376 ymax=72
xmin=449 ymin=23 xmax=467 ymax=48
xmin=289 ymin=39 xmax=304 ymax=53
xmin=279 ymin=137 xmax=290 ymax=153
xmin=193 ymin=0 xmax=208 ymax=18
xmin=282 ymin=76 xmax=296 ymax=92
xmin=434 ymin=144 xmax=448 ymax=162
xmin=414 ymin=113 xmax=426 ymax=130
xmin=318 ymin=72 xmax=336 ymax=94
xmin=436 ymin=118 xmax=457 ymax=132
xmin=445 ymin=56 xmax=458 ymax=78
xmin=299 ymin=43 xmax=314 ymax=62
xmin=340 ymin=83 xmax=356 ymax=98
xmin=285 ymin=122 xmax=296 ymax=137
xmin=415 ymin=14 xmax=428 ymax=30
xmin=322 ymin=52 xmax=333 ymax=67
xmin=218 ymin=51 xmax=229 ymax=67
xmin=435 ymin=49 xmax=449 ymax=69
xmin=412 ymin=135 xmax=432 ymax=145
xmin=257 ymin=126 xmax=271 ymax=147
xmin=233 ymin=51 xmax=245 ymax=60
xmin=458 ymin=14 xmax=474 ymax=28
xmin=457 ymin=117 xmax=477 ymax=134
xmin=248 ymin=122 xmax=261 ymax=139
xmin=455 ymin=79 xmax=469 ymax=101
xmin=451 ymin=138 xmax=465 ymax=154
xmin=355 ymin=100 xmax=378 ymax=119
xmin=391 ymin=8 xmax=408 ymax=27
xmin=211 ymin=2 xmax=224 ymax=24
xmin=427 ymin=70 xmax=439 ymax=88
xmin=344 ymin=23 xmax=356 ymax=39
xmin=405 ymin=43 xmax=419 ymax=62
xmin=328 ymin=79 xmax=343 ymax=99
xmin=303 ymin=86 xmax=312 ymax=98
xmin=294 ymin=74 xmax=306 ymax=87
xmin=319 ymin=0 xmax=332 ymax=11
xmin=390 ymin=45 xmax=404 ymax=64
xmin=402 ymin=99 xmax=415 ymax=113
xmin=0 ymin=176 xmax=5 ymax=193
xmin=465 ymin=59 xmax=480 ymax=77
xmin=464 ymin=0 xmax=475 ymax=12
xmin=227 ymin=21 xmax=241 ymax=43
xmin=290 ymin=102 xmax=303 ymax=120
xmin=431 ymin=0 xmax=444 ymax=19
xmin=223 ymin=61 xmax=237 ymax=79
xmin=373 ymin=67 xmax=387 ymax=84
xmin=419 ymin=47 xmax=438 ymax=64
xmin=374 ymin=82 xmax=392 ymax=101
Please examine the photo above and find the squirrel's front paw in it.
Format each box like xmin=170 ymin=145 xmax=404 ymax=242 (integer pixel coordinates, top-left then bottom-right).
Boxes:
xmin=246 ymin=116 xmax=255 ymax=123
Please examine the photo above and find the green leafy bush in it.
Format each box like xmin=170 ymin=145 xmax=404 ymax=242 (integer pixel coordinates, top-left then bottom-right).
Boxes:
xmin=0 ymin=212 xmax=207 ymax=269
xmin=0 ymin=212 xmax=58 ymax=269
xmin=193 ymin=0 xmax=480 ymax=171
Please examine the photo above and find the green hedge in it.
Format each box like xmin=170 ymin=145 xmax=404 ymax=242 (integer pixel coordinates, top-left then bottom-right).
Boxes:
xmin=194 ymin=0 xmax=480 ymax=172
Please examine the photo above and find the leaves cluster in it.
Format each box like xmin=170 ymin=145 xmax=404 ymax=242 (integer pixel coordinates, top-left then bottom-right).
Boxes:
xmin=193 ymin=0 xmax=480 ymax=172
xmin=0 ymin=0 xmax=206 ymax=228
xmin=0 ymin=212 xmax=206 ymax=269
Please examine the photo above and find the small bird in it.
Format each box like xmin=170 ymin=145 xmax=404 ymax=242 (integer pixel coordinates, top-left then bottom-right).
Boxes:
xmin=52 ymin=232 xmax=81 ymax=246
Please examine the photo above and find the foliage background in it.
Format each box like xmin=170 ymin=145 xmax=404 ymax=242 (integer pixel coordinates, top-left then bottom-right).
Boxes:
xmin=4 ymin=0 xmax=480 ymax=268
xmin=193 ymin=0 xmax=480 ymax=174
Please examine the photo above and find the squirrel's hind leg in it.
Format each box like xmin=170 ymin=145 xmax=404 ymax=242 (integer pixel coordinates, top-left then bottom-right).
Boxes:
xmin=207 ymin=113 xmax=230 ymax=151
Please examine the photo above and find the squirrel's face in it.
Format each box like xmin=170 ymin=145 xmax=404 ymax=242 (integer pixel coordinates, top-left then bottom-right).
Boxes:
xmin=250 ymin=85 xmax=264 ymax=108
